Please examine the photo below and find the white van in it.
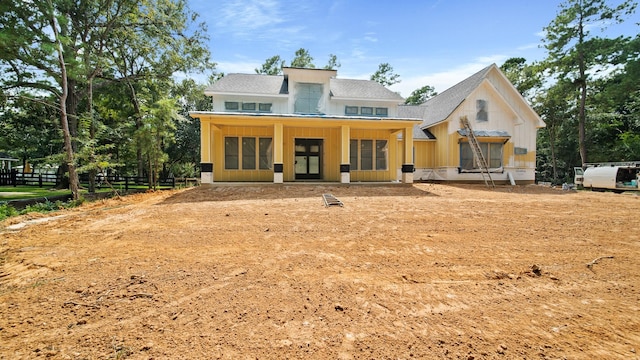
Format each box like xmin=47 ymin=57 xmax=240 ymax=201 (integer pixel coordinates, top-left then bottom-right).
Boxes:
xmin=580 ymin=164 xmax=640 ymax=193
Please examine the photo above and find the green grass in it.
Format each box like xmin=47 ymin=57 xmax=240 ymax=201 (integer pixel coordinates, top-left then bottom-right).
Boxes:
xmin=0 ymin=185 xmax=121 ymax=201
xmin=0 ymin=186 xmax=70 ymax=200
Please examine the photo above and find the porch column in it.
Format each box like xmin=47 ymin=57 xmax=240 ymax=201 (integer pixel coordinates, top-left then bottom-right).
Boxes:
xmin=401 ymin=127 xmax=414 ymax=184
xmin=200 ymin=120 xmax=213 ymax=184
xmin=273 ymin=123 xmax=284 ymax=183
xmin=340 ymin=125 xmax=351 ymax=183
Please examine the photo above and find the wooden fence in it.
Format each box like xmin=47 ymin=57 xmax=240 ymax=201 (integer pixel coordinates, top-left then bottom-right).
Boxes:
xmin=0 ymin=169 xmax=19 ymax=186
xmin=0 ymin=170 xmax=176 ymax=190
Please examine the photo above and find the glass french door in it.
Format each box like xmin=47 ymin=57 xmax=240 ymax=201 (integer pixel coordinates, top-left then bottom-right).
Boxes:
xmin=294 ymin=139 xmax=322 ymax=180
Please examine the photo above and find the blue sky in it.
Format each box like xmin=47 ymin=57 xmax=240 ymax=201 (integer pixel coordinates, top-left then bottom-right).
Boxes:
xmin=187 ymin=0 xmax=639 ymax=97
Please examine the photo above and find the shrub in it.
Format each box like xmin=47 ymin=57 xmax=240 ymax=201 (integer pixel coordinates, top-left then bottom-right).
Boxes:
xmin=0 ymin=203 xmax=19 ymax=221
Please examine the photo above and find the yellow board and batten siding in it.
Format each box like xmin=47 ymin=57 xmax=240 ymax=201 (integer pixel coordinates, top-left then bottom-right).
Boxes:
xmin=282 ymin=127 xmax=341 ymax=182
xmin=213 ymin=125 xmax=274 ymax=182
xmin=200 ymin=114 xmax=410 ymax=182
xmin=350 ymin=129 xmax=399 ymax=182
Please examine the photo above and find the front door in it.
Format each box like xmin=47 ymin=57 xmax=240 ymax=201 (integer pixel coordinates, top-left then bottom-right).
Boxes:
xmin=295 ymin=139 xmax=322 ymax=180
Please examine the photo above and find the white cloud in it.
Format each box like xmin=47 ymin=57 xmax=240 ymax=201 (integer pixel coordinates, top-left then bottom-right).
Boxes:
xmin=390 ymin=56 xmax=508 ymax=97
xmin=216 ymin=60 xmax=261 ymax=74
xmin=217 ymin=0 xmax=284 ymax=32
xmin=363 ymin=32 xmax=377 ymax=42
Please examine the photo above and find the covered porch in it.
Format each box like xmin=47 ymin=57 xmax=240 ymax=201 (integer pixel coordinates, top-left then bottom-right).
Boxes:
xmin=190 ymin=112 xmax=421 ymax=184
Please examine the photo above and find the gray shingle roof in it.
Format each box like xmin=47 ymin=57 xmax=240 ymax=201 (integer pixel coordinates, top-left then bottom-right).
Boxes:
xmin=398 ymin=64 xmax=494 ymax=128
xmin=330 ymin=78 xmax=404 ymax=101
xmin=206 ymin=74 xmax=288 ymax=95
xmin=205 ymin=73 xmax=404 ymax=101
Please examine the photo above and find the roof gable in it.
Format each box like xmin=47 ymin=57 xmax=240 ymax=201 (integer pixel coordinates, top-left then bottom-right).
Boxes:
xmin=398 ymin=64 xmax=544 ymax=129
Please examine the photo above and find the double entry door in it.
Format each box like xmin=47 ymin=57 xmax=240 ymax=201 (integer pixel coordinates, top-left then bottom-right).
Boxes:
xmin=294 ymin=138 xmax=322 ymax=180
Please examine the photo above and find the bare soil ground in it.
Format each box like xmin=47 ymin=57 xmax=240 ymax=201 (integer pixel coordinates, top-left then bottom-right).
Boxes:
xmin=1 ymin=183 xmax=639 ymax=359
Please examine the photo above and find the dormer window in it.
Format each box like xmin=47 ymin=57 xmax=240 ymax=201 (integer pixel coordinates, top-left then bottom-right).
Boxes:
xmin=345 ymin=106 xmax=358 ymax=115
xmin=375 ymin=107 xmax=388 ymax=117
xmin=476 ymin=99 xmax=488 ymax=121
xmin=360 ymin=107 xmax=373 ymax=116
xmin=225 ymin=101 xmax=239 ymax=111
xmin=242 ymin=102 xmax=256 ymax=111
xmin=295 ymin=83 xmax=323 ymax=114
xmin=259 ymin=103 xmax=272 ymax=112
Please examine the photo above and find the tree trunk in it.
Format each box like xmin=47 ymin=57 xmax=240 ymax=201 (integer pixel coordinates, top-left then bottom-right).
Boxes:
xmin=577 ymin=10 xmax=588 ymax=167
xmin=548 ymin=125 xmax=559 ymax=182
xmin=126 ymin=81 xmax=145 ymax=181
xmin=50 ymin=9 xmax=79 ymax=200
xmin=88 ymin=77 xmax=96 ymax=193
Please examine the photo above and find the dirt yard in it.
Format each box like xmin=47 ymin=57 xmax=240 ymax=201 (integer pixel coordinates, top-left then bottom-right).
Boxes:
xmin=1 ymin=183 xmax=639 ymax=359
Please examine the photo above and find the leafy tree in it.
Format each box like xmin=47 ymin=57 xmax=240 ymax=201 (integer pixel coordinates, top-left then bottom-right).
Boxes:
xmin=290 ymin=48 xmax=315 ymax=68
xmin=405 ymin=85 xmax=437 ymax=105
xmin=0 ymin=0 xmax=211 ymax=198
xmin=166 ymin=78 xmax=213 ymax=174
xmin=534 ymin=79 xmax=577 ymax=183
xmin=255 ymin=55 xmax=284 ymax=75
xmin=542 ymin=0 xmax=637 ymax=166
xmin=105 ymin=0 xmax=212 ymax=179
xmin=499 ymin=57 xmax=543 ymax=100
xmin=0 ymin=94 xmax=61 ymax=170
xmin=370 ymin=63 xmax=400 ymax=87
xmin=323 ymin=54 xmax=341 ymax=70
xmin=135 ymin=98 xmax=179 ymax=189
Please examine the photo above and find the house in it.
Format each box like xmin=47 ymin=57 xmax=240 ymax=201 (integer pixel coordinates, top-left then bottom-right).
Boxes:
xmin=398 ymin=64 xmax=545 ymax=184
xmin=190 ymin=67 xmax=422 ymax=184
xmin=189 ymin=64 xmax=544 ymax=184
xmin=0 ymin=152 xmax=18 ymax=170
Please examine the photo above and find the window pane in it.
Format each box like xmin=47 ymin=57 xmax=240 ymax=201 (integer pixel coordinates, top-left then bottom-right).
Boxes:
xmin=476 ymin=99 xmax=488 ymax=121
xmin=361 ymin=107 xmax=373 ymax=116
xmin=242 ymin=102 xmax=256 ymax=111
xmin=489 ymin=143 xmax=503 ymax=168
xmin=294 ymin=83 xmax=323 ymax=114
xmin=375 ymin=107 xmax=388 ymax=116
xmin=225 ymin=137 xmax=239 ymax=169
xmin=479 ymin=143 xmax=489 ymax=167
xmin=242 ymin=137 xmax=256 ymax=169
xmin=259 ymin=103 xmax=272 ymax=112
xmin=375 ymin=140 xmax=388 ymax=170
xmin=460 ymin=143 xmax=474 ymax=170
xmin=345 ymin=106 xmax=358 ymax=115
xmin=350 ymin=140 xmax=358 ymax=169
xmin=259 ymin=138 xmax=273 ymax=169
xmin=225 ymin=102 xmax=239 ymax=111
xmin=361 ymin=140 xmax=373 ymax=170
